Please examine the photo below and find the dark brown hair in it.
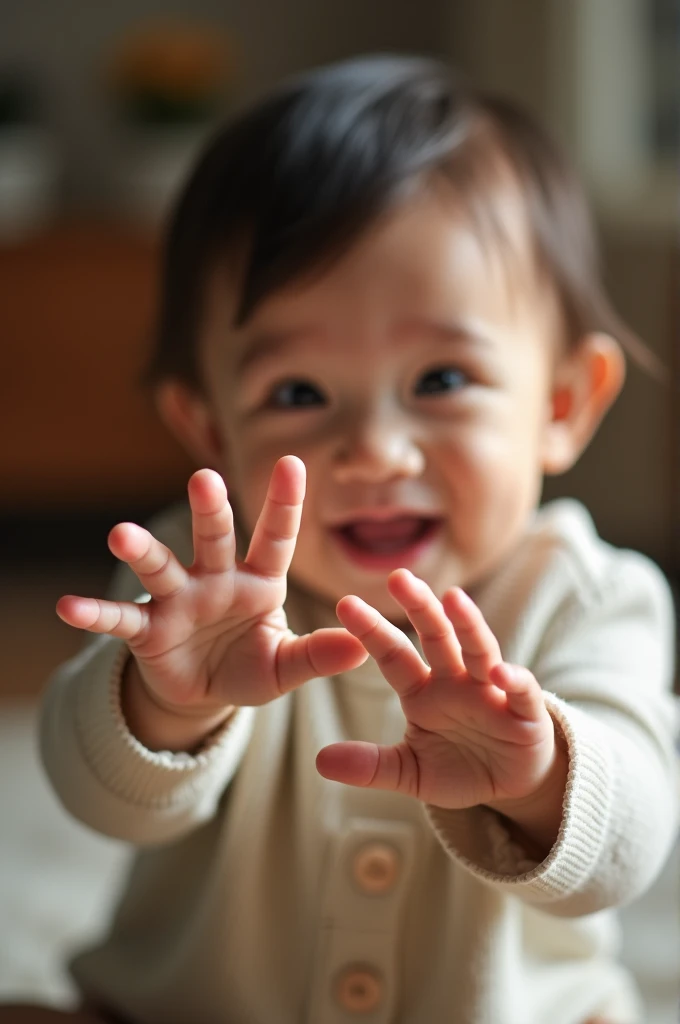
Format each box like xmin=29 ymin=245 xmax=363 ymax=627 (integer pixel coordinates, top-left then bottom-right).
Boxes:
xmin=145 ymin=54 xmax=654 ymax=389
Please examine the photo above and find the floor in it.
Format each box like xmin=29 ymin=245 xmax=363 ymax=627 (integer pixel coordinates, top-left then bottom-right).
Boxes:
xmin=0 ymin=567 xmax=679 ymax=1020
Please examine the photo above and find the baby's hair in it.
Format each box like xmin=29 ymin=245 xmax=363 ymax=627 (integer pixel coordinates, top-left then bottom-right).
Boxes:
xmin=146 ymin=54 xmax=655 ymax=389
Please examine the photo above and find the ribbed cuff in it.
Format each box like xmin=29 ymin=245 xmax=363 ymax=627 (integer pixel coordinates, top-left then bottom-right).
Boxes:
xmin=74 ymin=637 xmax=255 ymax=810
xmin=425 ymin=692 xmax=614 ymax=901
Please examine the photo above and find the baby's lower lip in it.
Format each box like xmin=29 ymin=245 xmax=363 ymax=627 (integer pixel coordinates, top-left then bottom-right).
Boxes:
xmin=329 ymin=518 xmax=442 ymax=572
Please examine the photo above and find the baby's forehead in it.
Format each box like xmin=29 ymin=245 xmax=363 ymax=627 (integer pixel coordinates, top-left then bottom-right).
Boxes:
xmin=201 ymin=177 xmax=555 ymax=366
xmin=439 ymin=161 xmax=541 ymax=279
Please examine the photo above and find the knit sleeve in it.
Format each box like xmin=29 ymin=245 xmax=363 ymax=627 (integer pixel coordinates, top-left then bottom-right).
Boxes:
xmin=39 ymin=504 xmax=256 ymax=846
xmin=425 ymin=550 xmax=680 ymax=917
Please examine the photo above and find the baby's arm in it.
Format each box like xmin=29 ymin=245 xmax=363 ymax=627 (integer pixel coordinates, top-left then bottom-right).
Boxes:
xmin=119 ymin=655 xmax=234 ymax=754
xmin=41 ymin=460 xmax=367 ymax=847
xmin=318 ymin=545 xmax=678 ymax=917
xmin=427 ymin=553 xmax=679 ymax=916
xmin=39 ymin=502 xmax=254 ymax=846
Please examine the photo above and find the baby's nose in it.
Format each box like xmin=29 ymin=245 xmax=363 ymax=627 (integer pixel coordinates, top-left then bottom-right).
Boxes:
xmin=332 ymin=419 xmax=425 ymax=484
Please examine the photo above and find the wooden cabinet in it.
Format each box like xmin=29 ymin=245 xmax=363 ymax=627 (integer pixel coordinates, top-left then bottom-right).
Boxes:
xmin=0 ymin=222 xmax=194 ymax=509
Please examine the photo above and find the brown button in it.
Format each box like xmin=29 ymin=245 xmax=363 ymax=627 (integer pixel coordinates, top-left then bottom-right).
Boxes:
xmin=334 ymin=964 xmax=383 ymax=1013
xmin=352 ymin=841 xmax=400 ymax=894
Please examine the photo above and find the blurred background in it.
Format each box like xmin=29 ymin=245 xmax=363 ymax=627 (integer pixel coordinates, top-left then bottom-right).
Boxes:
xmin=0 ymin=0 xmax=678 ymax=1018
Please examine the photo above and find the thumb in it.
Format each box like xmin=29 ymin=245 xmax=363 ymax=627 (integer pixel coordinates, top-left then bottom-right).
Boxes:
xmin=316 ymin=741 xmax=417 ymax=795
xmin=276 ymin=628 xmax=368 ymax=693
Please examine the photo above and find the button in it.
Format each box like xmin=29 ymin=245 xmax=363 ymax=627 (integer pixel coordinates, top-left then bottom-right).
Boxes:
xmin=334 ymin=964 xmax=383 ymax=1013
xmin=352 ymin=841 xmax=400 ymax=895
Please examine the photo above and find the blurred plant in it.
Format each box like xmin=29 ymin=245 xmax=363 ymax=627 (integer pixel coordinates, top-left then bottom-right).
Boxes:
xmin=0 ymin=71 xmax=39 ymax=130
xmin=108 ymin=19 xmax=234 ymax=127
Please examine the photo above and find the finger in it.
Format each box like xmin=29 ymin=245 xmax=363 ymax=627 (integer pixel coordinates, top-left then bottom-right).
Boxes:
xmin=188 ymin=469 xmax=236 ymax=574
xmin=441 ymin=587 xmax=502 ymax=683
xmin=56 ymin=595 xmax=149 ymax=642
xmin=275 ymin=628 xmax=369 ymax=693
xmin=245 ymin=455 xmax=305 ymax=578
xmin=489 ymin=662 xmax=546 ymax=722
xmin=316 ymin=740 xmax=419 ymax=797
xmin=335 ymin=595 xmax=428 ymax=697
xmin=387 ymin=569 xmax=465 ymax=676
xmin=108 ymin=523 xmax=188 ymax=600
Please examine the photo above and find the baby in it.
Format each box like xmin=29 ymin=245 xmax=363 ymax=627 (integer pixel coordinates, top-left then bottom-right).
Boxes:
xmin=7 ymin=55 xmax=679 ymax=1024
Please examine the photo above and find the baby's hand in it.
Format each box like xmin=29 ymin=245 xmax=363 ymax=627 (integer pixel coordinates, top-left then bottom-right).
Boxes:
xmin=316 ymin=569 xmax=556 ymax=812
xmin=57 ymin=457 xmax=368 ymax=721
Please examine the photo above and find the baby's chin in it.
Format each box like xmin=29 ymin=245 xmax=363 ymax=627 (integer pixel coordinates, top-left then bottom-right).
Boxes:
xmin=292 ymin=573 xmax=422 ymax=631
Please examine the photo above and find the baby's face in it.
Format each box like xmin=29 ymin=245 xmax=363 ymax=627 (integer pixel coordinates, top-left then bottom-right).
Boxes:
xmin=199 ymin=185 xmax=563 ymax=622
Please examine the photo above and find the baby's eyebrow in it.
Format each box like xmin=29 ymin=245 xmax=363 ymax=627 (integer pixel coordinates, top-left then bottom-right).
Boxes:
xmin=234 ymin=317 xmax=495 ymax=375
xmin=404 ymin=316 xmax=495 ymax=350
xmin=234 ymin=327 xmax=319 ymax=375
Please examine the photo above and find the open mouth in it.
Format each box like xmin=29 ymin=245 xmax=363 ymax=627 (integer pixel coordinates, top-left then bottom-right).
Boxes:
xmin=330 ymin=516 xmax=442 ymax=570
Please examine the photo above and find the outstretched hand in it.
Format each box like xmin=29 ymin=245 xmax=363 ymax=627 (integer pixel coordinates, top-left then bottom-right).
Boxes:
xmin=56 ymin=457 xmax=368 ymax=719
xmin=316 ymin=569 xmax=558 ymax=813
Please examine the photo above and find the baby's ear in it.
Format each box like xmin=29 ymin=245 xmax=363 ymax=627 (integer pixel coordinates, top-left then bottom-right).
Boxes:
xmin=155 ymin=379 xmax=225 ymax=469
xmin=541 ymin=333 xmax=625 ymax=475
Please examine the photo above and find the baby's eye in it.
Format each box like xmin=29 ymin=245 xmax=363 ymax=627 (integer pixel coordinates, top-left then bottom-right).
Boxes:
xmin=415 ymin=367 xmax=469 ymax=395
xmin=267 ymin=379 xmax=326 ymax=409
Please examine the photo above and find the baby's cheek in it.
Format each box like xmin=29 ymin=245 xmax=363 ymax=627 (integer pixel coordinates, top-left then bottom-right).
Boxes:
xmin=439 ymin=432 xmax=536 ymax=535
xmin=455 ymin=423 xmax=536 ymax=484
xmin=225 ymin=458 xmax=271 ymax=536
xmin=437 ymin=431 xmax=501 ymax=491
xmin=457 ymin=421 xmax=512 ymax=461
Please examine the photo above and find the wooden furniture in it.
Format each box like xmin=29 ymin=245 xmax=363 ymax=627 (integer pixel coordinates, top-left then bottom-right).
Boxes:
xmin=0 ymin=220 xmax=194 ymax=510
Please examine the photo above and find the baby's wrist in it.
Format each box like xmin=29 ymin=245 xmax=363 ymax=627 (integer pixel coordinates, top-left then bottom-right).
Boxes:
xmin=120 ymin=654 xmax=235 ymax=754
xmin=485 ymin=732 xmax=570 ymax=859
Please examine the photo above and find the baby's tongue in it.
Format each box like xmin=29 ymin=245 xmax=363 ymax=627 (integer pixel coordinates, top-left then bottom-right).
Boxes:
xmin=344 ymin=517 xmax=426 ymax=552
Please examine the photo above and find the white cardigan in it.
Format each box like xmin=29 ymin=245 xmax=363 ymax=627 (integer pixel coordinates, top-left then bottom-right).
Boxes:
xmin=40 ymin=499 xmax=680 ymax=1024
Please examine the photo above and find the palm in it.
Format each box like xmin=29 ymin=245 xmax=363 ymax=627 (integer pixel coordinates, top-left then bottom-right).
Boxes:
xmin=399 ymin=671 xmax=552 ymax=808
xmin=317 ymin=569 xmax=555 ymax=810
xmin=213 ymin=609 xmax=305 ymax=708
xmin=127 ymin=568 xmax=290 ymax=708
